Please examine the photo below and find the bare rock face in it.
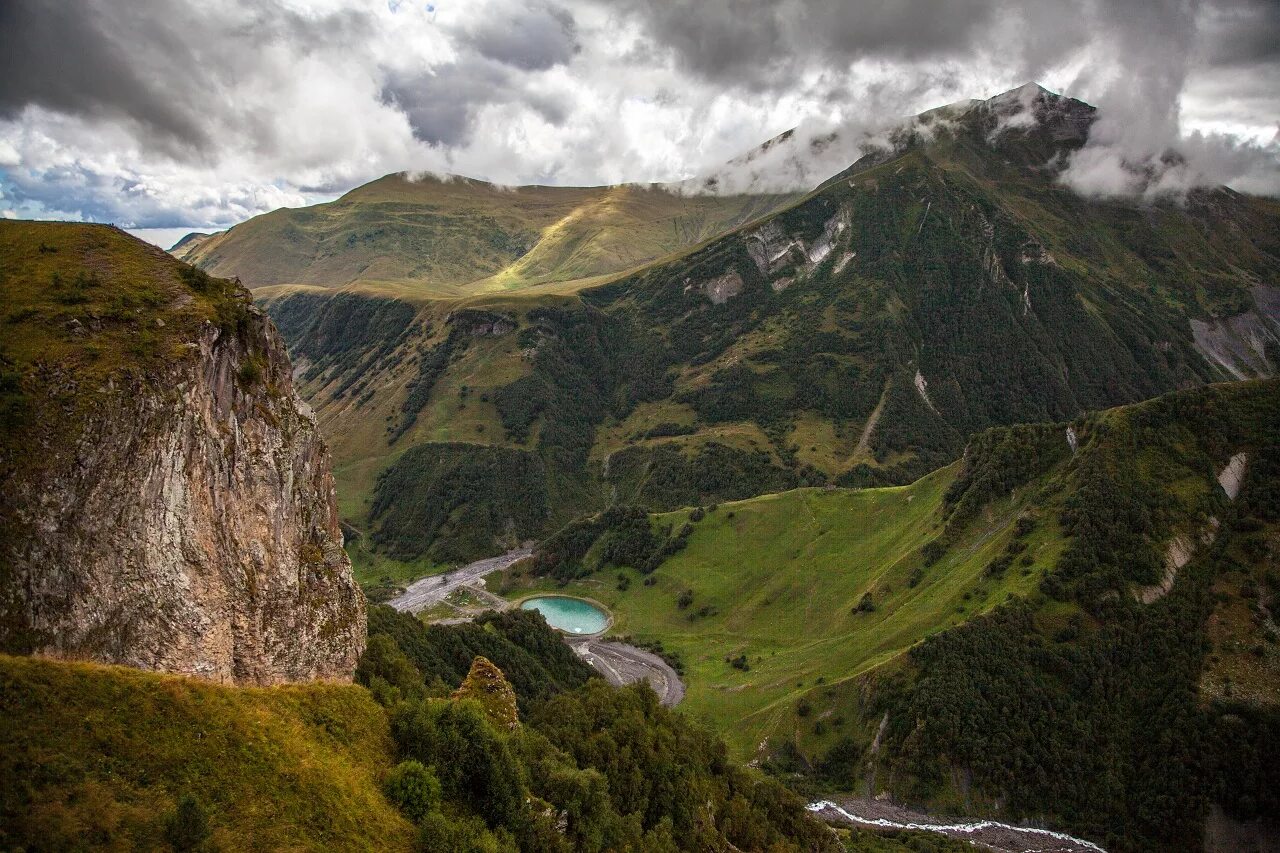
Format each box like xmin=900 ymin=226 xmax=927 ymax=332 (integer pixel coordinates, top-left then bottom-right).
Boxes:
xmin=2 ymin=305 xmax=365 ymax=685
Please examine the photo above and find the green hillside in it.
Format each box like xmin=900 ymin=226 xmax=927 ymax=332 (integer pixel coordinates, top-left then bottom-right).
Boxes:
xmin=179 ymin=174 xmax=797 ymax=298
xmin=2 ymin=610 xmax=853 ymax=852
xmin=258 ymin=86 xmax=1280 ymax=578
xmin=501 ymin=466 xmax=1052 ymax=761
xmin=502 ymin=379 xmax=1280 ymax=852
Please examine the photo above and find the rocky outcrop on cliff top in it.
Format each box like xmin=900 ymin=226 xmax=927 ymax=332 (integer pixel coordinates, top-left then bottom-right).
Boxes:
xmin=0 ymin=221 xmax=364 ymax=685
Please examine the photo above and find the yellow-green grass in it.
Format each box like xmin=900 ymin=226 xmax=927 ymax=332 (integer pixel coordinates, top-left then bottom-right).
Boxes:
xmin=0 ymin=654 xmax=413 ymax=852
xmin=506 ymin=465 xmax=1055 ymax=760
xmin=185 ymin=173 xmax=800 ymax=298
xmin=1 ymin=221 xmax=236 ymax=381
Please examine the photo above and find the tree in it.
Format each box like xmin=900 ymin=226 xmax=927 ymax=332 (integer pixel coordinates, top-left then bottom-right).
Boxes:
xmin=384 ymin=760 xmax=441 ymax=823
xmin=356 ymin=634 xmax=426 ymax=705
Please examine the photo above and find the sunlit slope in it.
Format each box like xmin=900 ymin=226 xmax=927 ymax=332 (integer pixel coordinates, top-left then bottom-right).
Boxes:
xmin=180 ymin=173 xmax=797 ymax=297
xmin=510 ymin=464 xmax=1052 ymax=760
xmin=0 ymin=654 xmax=413 ymax=851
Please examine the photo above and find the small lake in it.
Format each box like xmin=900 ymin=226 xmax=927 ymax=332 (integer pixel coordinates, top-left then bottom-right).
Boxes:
xmin=520 ymin=596 xmax=609 ymax=635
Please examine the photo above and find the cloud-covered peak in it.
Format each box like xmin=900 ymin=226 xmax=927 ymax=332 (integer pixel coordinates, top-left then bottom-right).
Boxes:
xmin=0 ymin=0 xmax=1276 ymax=237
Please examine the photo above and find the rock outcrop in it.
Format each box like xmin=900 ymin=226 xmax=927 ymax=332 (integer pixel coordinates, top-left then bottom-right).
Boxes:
xmin=0 ymin=222 xmax=364 ymax=685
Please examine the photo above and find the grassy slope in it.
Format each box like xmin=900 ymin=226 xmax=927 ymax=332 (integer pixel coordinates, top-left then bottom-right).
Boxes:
xmin=504 ymin=465 xmax=1050 ymax=760
xmin=0 ymin=654 xmax=413 ymax=852
xmin=183 ymin=173 xmax=797 ymax=298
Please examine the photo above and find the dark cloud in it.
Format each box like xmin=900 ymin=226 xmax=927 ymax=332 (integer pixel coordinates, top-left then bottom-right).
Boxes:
xmin=0 ymin=0 xmax=378 ymax=155
xmin=1197 ymin=0 xmax=1280 ymax=68
xmin=383 ymin=60 xmax=572 ymax=147
xmin=382 ymin=0 xmax=581 ymax=145
xmin=607 ymin=0 xmax=1018 ymax=90
xmin=0 ymin=0 xmax=207 ymax=149
xmin=460 ymin=2 xmax=579 ymax=71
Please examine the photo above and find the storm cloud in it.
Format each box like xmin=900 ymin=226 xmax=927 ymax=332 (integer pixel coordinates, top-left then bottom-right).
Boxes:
xmin=0 ymin=0 xmax=1275 ymax=232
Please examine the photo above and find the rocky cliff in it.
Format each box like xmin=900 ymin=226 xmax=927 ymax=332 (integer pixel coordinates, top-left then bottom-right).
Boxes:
xmin=0 ymin=221 xmax=364 ymax=684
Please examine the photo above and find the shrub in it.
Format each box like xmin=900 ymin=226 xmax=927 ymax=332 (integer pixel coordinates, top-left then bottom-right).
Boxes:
xmin=384 ymin=760 xmax=442 ymax=823
xmin=164 ymin=793 xmax=210 ymax=851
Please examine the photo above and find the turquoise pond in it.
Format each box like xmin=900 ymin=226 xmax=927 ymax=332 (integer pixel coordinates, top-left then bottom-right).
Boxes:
xmin=519 ymin=596 xmax=609 ymax=635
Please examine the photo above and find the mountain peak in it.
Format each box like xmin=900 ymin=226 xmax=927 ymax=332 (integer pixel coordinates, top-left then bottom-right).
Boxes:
xmin=972 ymin=81 xmax=1095 ymax=144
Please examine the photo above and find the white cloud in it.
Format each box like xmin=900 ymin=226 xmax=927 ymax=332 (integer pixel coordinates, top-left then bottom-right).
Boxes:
xmin=0 ymin=0 xmax=1276 ymax=230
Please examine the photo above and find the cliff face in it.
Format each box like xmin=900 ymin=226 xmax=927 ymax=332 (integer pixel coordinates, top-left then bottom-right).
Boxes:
xmin=0 ymin=222 xmax=364 ymax=685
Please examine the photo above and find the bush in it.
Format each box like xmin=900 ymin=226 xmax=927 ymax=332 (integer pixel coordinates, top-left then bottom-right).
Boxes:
xmin=164 ymin=793 xmax=210 ymax=851
xmin=677 ymin=589 xmax=694 ymax=610
xmin=236 ymin=358 xmax=263 ymax=388
xmin=384 ymin=760 xmax=442 ymax=823
xmin=416 ymin=811 xmax=503 ymax=853
xmin=392 ymin=699 xmax=525 ymax=828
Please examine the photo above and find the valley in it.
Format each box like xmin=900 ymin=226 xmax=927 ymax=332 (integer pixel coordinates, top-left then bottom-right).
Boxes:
xmin=496 ymin=465 xmax=1051 ymax=760
xmin=166 ymin=81 xmax=1280 ymax=851
xmin=3 ymin=66 xmax=1278 ymax=852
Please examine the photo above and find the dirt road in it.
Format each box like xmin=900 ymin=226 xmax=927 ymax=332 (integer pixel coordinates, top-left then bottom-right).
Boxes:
xmin=386 ymin=547 xmax=532 ymax=613
xmin=569 ymin=639 xmax=685 ymax=707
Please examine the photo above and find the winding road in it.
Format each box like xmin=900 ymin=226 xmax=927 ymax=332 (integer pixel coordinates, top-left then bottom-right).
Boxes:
xmin=385 ymin=547 xmax=685 ymax=706
xmin=386 ymin=547 xmax=532 ymax=613
xmin=569 ymin=638 xmax=685 ymax=707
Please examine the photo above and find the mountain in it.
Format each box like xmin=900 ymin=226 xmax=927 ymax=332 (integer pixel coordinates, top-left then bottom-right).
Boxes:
xmin=256 ymin=84 xmax=1280 ymax=575
xmin=175 ymin=173 xmax=801 ymax=298
xmin=0 ymin=221 xmax=363 ymax=684
xmin=168 ymin=230 xmax=213 ymax=254
xmin=504 ymin=377 xmax=1280 ymax=851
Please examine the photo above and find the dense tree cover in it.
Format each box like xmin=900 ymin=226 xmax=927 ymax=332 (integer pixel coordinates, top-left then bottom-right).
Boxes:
xmin=392 ymin=328 xmax=469 ymax=441
xmin=863 ymin=380 xmax=1280 ymax=852
xmin=861 ymin=372 xmax=963 ymax=483
xmin=369 ymin=442 xmax=548 ymax=563
xmin=530 ymin=505 xmax=691 ymax=582
xmin=494 ymin=305 xmax=671 ymax=469
xmin=361 ymin=611 xmax=840 ymax=852
xmin=268 ymin=291 xmax=417 ymax=403
xmin=1050 ymin=380 xmax=1278 ymax=604
xmin=607 ymin=442 xmax=823 ymax=511
xmin=363 ymin=605 xmax=593 ymax=712
xmin=942 ymin=421 xmax=1070 ymax=528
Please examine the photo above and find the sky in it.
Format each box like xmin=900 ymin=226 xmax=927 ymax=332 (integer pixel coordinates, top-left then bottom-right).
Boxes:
xmin=1 ymin=0 xmax=1277 ymax=247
